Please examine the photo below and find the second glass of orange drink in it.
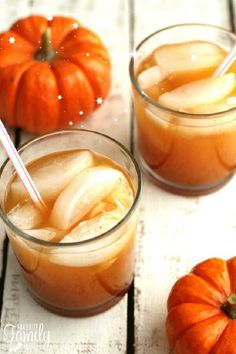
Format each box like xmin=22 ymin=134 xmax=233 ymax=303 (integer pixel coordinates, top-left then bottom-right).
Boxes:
xmin=130 ymin=24 xmax=236 ymax=195
xmin=0 ymin=130 xmax=141 ymax=316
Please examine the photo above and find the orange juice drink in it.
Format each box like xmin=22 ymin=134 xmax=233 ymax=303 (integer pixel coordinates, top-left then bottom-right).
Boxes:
xmin=0 ymin=130 xmax=141 ymax=316
xmin=130 ymin=24 xmax=236 ymax=195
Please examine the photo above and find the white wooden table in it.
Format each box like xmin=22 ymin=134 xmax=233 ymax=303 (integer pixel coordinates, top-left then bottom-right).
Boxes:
xmin=0 ymin=0 xmax=236 ymax=353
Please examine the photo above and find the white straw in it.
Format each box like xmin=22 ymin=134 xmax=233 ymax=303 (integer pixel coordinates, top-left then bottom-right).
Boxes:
xmin=0 ymin=120 xmax=46 ymax=212
xmin=213 ymin=43 xmax=236 ymax=77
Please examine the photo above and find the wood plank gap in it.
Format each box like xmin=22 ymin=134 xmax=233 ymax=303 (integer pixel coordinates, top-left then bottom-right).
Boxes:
xmin=14 ymin=128 xmax=22 ymax=148
xmin=127 ymin=281 xmax=135 ymax=354
xmin=228 ymin=0 xmax=236 ymax=31
xmin=0 ymin=127 xmax=21 ymax=317
xmin=127 ymin=0 xmax=135 ymax=353
xmin=0 ymin=236 xmax=9 ymax=317
xmin=27 ymin=0 xmax=34 ymax=8
xmin=129 ymin=0 xmax=135 ymax=155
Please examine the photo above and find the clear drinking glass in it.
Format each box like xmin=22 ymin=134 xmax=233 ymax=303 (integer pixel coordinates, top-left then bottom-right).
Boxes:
xmin=130 ymin=24 xmax=236 ymax=195
xmin=0 ymin=129 xmax=141 ymax=316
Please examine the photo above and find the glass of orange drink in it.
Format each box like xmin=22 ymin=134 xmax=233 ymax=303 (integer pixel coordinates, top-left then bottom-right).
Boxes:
xmin=0 ymin=129 xmax=141 ymax=316
xmin=130 ymin=24 xmax=236 ymax=195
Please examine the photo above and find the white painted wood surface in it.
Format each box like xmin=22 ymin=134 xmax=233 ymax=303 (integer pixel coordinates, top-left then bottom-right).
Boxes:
xmin=0 ymin=0 xmax=236 ymax=353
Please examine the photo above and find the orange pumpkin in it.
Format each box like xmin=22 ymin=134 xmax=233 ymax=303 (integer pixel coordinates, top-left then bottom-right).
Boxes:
xmin=166 ymin=257 xmax=236 ymax=354
xmin=0 ymin=15 xmax=111 ymax=133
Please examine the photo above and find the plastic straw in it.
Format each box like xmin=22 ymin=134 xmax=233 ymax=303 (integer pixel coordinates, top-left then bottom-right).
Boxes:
xmin=213 ymin=43 xmax=236 ymax=77
xmin=0 ymin=120 xmax=46 ymax=212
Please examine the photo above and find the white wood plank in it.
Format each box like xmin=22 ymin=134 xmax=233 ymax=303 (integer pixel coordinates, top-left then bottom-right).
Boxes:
xmin=0 ymin=0 xmax=131 ymax=353
xmin=134 ymin=0 xmax=230 ymax=44
xmin=133 ymin=1 xmax=232 ymax=353
xmin=0 ymin=0 xmax=32 ymax=31
xmin=0 ymin=0 xmax=31 ymax=341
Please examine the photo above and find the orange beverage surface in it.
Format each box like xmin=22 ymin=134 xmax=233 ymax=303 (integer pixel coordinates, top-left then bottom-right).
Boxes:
xmin=4 ymin=149 xmax=137 ymax=315
xmin=133 ymin=40 xmax=236 ymax=190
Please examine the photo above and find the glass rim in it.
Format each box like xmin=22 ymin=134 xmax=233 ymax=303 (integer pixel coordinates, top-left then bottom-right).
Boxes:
xmin=0 ymin=128 xmax=142 ymax=248
xmin=129 ymin=22 xmax=236 ymax=119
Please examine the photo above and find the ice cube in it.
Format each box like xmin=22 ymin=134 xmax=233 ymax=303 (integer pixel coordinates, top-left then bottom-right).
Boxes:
xmin=155 ymin=41 xmax=224 ymax=74
xmin=10 ymin=236 xmax=40 ymax=273
xmin=85 ymin=200 xmax=108 ymax=219
xmin=11 ymin=150 xmax=94 ymax=203
xmin=138 ymin=65 xmax=167 ymax=90
xmin=50 ymin=167 xmax=123 ymax=230
xmin=105 ymin=173 xmax=134 ymax=218
xmin=189 ymin=101 xmax=236 ymax=114
xmin=26 ymin=227 xmax=64 ymax=242
xmin=226 ymin=96 xmax=236 ymax=106
xmin=158 ymin=73 xmax=235 ymax=111
xmin=7 ymin=201 xmax=43 ymax=230
xmin=49 ymin=211 xmax=136 ymax=267
xmin=61 ymin=213 xmax=120 ymax=243
xmin=85 ymin=173 xmax=134 ymax=220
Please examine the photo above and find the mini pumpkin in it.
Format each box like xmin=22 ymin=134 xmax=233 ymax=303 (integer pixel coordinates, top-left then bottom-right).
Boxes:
xmin=166 ymin=257 xmax=236 ymax=354
xmin=0 ymin=15 xmax=111 ymax=132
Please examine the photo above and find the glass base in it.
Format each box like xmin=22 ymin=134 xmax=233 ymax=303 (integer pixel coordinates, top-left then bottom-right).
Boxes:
xmin=139 ymin=154 xmax=234 ymax=196
xmin=29 ymin=287 xmax=129 ymax=317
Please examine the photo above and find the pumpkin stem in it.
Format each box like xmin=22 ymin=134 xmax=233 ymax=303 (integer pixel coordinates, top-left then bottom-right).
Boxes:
xmin=222 ymin=294 xmax=236 ymax=320
xmin=35 ymin=28 xmax=57 ymax=62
